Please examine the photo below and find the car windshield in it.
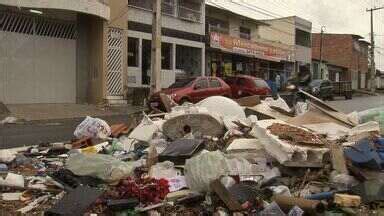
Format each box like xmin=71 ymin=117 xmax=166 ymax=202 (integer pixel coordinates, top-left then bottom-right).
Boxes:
xmin=169 ymin=78 xmax=194 ymax=88
xmin=254 ymin=79 xmax=269 ymax=88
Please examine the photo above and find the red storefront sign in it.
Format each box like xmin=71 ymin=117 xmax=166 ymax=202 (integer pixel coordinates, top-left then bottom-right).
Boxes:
xmin=210 ymin=32 xmax=293 ymax=62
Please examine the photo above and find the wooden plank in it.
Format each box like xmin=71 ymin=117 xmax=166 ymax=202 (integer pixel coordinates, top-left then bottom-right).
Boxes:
xmin=210 ymin=179 xmax=243 ymax=211
xmin=309 ymin=102 xmax=355 ymax=127
xmin=298 ymin=89 xmax=339 ymax=112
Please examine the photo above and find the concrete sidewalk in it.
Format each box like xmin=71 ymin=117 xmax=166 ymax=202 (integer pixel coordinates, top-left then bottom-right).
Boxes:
xmin=6 ymin=103 xmax=144 ymax=122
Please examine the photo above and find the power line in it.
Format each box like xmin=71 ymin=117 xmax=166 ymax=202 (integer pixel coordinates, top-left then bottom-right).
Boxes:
xmin=235 ymin=1 xmax=323 ymax=32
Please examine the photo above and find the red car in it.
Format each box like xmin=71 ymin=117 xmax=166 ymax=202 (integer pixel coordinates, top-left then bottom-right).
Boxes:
xmin=149 ymin=76 xmax=232 ymax=110
xmin=225 ymin=75 xmax=271 ymax=99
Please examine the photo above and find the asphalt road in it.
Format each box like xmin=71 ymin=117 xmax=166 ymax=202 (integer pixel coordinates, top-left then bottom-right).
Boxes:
xmin=327 ymin=95 xmax=384 ymax=113
xmin=0 ymin=114 xmax=140 ymax=149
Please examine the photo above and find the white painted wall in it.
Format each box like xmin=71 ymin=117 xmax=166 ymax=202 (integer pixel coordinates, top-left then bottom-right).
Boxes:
xmin=128 ymin=5 xmax=205 ymax=36
xmin=0 ymin=0 xmax=110 ymax=20
xmin=0 ymin=31 xmax=76 ymax=104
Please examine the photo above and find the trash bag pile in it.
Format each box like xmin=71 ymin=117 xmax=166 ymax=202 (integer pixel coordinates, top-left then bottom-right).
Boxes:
xmin=2 ymin=94 xmax=384 ymax=215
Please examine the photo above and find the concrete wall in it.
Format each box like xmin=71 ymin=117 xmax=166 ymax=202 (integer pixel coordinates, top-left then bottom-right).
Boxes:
xmin=0 ymin=0 xmax=110 ymax=20
xmin=128 ymin=6 xmax=205 ymax=36
xmin=259 ymin=17 xmax=295 ymax=46
xmin=88 ymin=17 xmax=107 ymax=104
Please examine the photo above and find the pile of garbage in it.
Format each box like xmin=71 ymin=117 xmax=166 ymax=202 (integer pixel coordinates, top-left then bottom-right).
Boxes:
xmin=2 ymin=94 xmax=384 ymax=215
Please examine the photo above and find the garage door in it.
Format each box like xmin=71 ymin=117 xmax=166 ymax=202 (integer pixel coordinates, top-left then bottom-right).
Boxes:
xmin=0 ymin=12 xmax=77 ymax=104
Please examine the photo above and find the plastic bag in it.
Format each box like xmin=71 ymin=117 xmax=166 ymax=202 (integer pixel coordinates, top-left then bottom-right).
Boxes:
xmin=295 ymin=102 xmax=308 ymax=116
xmin=262 ymin=96 xmax=291 ymax=113
xmin=184 ymin=151 xmax=255 ymax=192
xmin=74 ymin=116 xmax=111 ymax=139
xmin=0 ymin=149 xmax=16 ymax=163
xmin=66 ymin=153 xmax=135 ymax=183
xmin=357 ymin=107 xmax=384 ymax=135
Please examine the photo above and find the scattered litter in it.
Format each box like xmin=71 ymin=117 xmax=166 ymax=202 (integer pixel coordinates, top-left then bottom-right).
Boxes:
xmin=0 ymin=172 xmax=24 ymax=188
xmin=74 ymin=116 xmax=111 ymax=139
xmin=1 ymin=94 xmax=384 ymax=215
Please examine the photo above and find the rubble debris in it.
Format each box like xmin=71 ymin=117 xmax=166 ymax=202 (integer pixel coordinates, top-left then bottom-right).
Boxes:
xmin=17 ymin=194 xmax=51 ymax=214
xmin=74 ymin=116 xmax=111 ymax=139
xmin=107 ymin=177 xmax=170 ymax=204
xmin=0 ymin=163 xmax=8 ymax=172
xmin=0 ymin=116 xmax=18 ymax=124
xmin=197 ymin=96 xmax=246 ymax=118
xmin=267 ymin=123 xmax=326 ymax=146
xmin=2 ymin=94 xmax=384 ymax=215
xmin=66 ymin=153 xmax=135 ymax=183
xmin=106 ymin=198 xmax=139 ymax=211
xmin=210 ymin=179 xmax=243 ymax=211
xmin=344 ymin=138 xmax=383 ymax=170
xmin=0 ymin=149 xmax=16 ymax=163
xmin=0 ymin=172 xmax=24 ymax=188
xmin=158 ymin=138 xmax=205 ymax=164
xmin=234 ymin=95 xmax=260 ymax=107
xmin=251 ymin=120 xmax=329 ymax=165
xmin=356 ymin=106 xmax=384 ymax=134
xmin=46 ymin=186 xmax=103 ymax=216
xmin=1 ymin=192 xmax=22 ymax=201
xmin=273 ymin=195 xmax=326 ymax=214
xmin=163 ymin=106 xmax=225 ymax=140
xmin=334 ymin=194 xmax=361 ymax=207
xmin=110 ymin=123 xmax=130 ymax=138
xmin=352 ymin=180 xmax=384 ymax=203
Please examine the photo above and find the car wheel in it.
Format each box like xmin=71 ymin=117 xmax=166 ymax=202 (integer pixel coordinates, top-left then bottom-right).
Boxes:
xmin=179 ymin=97 xmax=190 ymax=105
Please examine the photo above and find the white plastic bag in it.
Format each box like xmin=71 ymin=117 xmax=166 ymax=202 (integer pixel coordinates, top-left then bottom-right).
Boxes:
xmin=66 ymin=153 xmax=135 ymax=183
xmin=184 ymin=151 xmax=255 ymax=192
xmin=74 ymin=116 xmax=111 ymax=139
xmin=262 ymin=97 xmax=291 ymax=113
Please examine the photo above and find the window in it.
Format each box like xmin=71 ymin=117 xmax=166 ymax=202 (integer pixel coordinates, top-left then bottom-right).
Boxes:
xmin=162 ymin=0 xmax=175 ymax=16
xmin=207 ymin=17 xmax=229 ymax=34
xmin=240 ymin=27 xmax=251 ymax=40
xmin=295 ymin=29 xmax=311 ymax=47
xmin=128 ymin=0 xmax=152 ymax=10
xmin=162 ymin=42 xmax=172 ymax=70
xmin=128 ymin=37 xmax=139 ymax=67
xmin=178 ymin=0 xmax=202 ymax=22
xmin=209 ymin=78 xmax=222 ymax=88
xmin=195 ymin=78 xmax=208 ymax=89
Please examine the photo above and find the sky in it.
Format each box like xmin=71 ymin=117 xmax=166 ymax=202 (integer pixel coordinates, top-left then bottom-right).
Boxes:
xmin=207 ymin=0 xmax=384 ymax=70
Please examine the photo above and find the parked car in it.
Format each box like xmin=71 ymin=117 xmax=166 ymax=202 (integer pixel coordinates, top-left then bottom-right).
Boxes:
xmin=149 ymin=76 xmax=232 ymax=110
xmin=305 ymin=79 xmax=334 ymax=100
xmin=225 ymin=75 xmax=271 ymax=99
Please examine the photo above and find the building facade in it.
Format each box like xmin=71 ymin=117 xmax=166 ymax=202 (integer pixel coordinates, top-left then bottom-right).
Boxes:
xmin=205 ymin=4 xmax=312 ymax=87
xmin=312 ymin=33 xmax=370 ymax=89
xmin=0 ymin=0 xmax=110 ymax=104
xmin=259 ymin=16 xmax=312 ymax=78
xmin=124 ymin=0 xmax=205 ymax=91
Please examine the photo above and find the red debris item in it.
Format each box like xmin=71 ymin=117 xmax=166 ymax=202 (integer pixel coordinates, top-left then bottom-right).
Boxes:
xmin=110 ymin=124 xmax=129 ymax=138
xmin=71 ymin=137 xmax=93 ymax=149
xmin=110 ymin=177 xmax=169 ymax=204
xmin=267 ymin=123 xmax=326 ymax=146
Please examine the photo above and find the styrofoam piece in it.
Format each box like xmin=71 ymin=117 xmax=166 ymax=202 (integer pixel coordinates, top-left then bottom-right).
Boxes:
xmin=251 ymin=119 xmax=329 ymax=164
xmin=197 ymin=96 xmax=246 ymax=119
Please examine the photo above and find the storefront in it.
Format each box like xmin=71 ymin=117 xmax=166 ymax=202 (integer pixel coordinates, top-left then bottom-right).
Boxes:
xmin=206 ymin=32 xmax=294 ymax=86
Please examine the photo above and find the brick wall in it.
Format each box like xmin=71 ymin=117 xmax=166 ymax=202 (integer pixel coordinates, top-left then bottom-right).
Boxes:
xmin=312 ymin=33 xmax=369 ymax=85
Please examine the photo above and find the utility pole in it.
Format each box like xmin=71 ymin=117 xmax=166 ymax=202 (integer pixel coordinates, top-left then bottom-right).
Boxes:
xmin=319 ymin=26 xmax=326 ymax=79
xmin=367 ymin=6 xmax=384 ymax=92
xmin=150 ymin=0 xmax=162 ymax=95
